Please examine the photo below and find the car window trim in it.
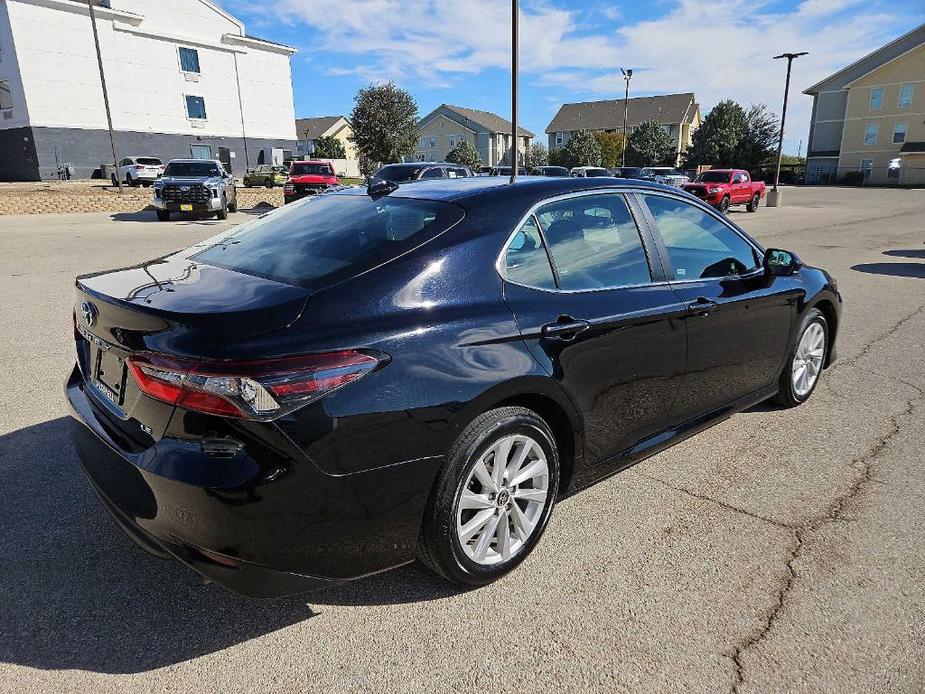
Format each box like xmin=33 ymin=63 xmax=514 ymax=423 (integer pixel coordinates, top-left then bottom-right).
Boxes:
xmin=496 ymin=187 xmax=665 ymax=294
xmin=635 ymin=189 xmax=766 ymax=284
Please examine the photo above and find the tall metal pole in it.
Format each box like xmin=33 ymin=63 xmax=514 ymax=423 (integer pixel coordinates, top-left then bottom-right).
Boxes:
xmin=233 ymin=52 xmax=250 ymax=172
xmin=621 ymin=68 xmax=632 ymax=168
xmin=772 ymin=52 xmax=807 ymax=193
xmin=510 ymin=0 xmax=519 ymax=183
xmin=87 ymin=0 xmax=122 ymax=193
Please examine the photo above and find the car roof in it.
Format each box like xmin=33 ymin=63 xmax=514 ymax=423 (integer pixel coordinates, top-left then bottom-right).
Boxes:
xmin=381 ymin=162 xmax=457 ymax=168
xmin=167 ymin=159 xmax=220 ymax=164
xmin=291 ymin=160 xmax=333 ymax=165
xmin=332 ymin=175 xmax=679 ymax=203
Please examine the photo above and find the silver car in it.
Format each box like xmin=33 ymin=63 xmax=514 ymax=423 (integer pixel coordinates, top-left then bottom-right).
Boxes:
xmin=153 ymin=159 xmax=237 ymax=221
xmin=640 ymin=167 xmax=690 ymax=187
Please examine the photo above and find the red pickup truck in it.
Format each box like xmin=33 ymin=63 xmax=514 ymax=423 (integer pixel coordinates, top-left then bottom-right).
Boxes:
xmin=284 ymin=160 xmax=339 ymax=204
xmin=682 ymin=169 xmax=765 ymax=214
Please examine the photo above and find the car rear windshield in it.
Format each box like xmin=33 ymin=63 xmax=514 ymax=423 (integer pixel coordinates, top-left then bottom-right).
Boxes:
xmin=374 ymin=165 xmax=423 ymax=183
xmin=291 ymin=163 xmax=333 ymax=176
xmin=698 ymin=171 xmax=732 ymax=183
xmin=585 ymin=169 xmax=609 ymax=177
xmin=164 ymin=162 xmax=222 ymax=177
xmin=539 ymin=167 xmax=568 ymax=176
xmin=190 ymin=194 xmax=465 ymax=290
xmin=136 ymin=158 xmax=162 ymax=166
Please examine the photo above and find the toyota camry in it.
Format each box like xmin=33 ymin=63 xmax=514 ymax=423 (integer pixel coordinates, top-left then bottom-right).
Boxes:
xmin=67 ymin=176 xmax=841 ymax=597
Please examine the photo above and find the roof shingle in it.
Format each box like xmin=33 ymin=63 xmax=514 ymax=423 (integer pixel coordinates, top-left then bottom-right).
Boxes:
xmin=295 ymin=116 xmax=347 ymax=140
xmin=546 ymin=93 xmax=697 ymax=134
xmin=421 ymin=105 xmax=535 ymax=137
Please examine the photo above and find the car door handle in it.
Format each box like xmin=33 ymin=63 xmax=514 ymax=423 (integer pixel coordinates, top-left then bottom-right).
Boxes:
xmin=686 ymin=298 xmax=718 ymax=317
xmin=541 ymin=317 xmax=591 ymax=340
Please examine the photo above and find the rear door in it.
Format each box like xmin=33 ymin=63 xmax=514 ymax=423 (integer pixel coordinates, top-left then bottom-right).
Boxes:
xmin=501 ymin=190 xmax=687 ymax=469
xmin=637 ymin=192 xmax=796 ymax=422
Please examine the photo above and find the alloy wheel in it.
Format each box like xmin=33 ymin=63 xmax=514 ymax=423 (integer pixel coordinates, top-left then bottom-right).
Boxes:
xmin=792 ymin=322 xmax=825 ymax=397
xmin=455 ymin=434 xmax=549 ymax=566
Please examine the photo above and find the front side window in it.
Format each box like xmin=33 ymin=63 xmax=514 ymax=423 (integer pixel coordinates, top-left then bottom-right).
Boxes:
xmin=421 ymin=167 xmax=443 ymax=179
xmin=185 ymin=95 xmax=207 ymax=120
xmin=534 ymin=193 xmax=652 ymax=290
xmin=898 ymin=84 xmax=914 ymax=108
xmin=642 ymin=194 xmax=759 ymax=280
xmin=864 ymin=123 xmax=878 ymax=145
xmin=505 ymin=216 xmax=556 ymax=289
xmin=869 ymin=87 xmax=883 ymax=110
xmin=179 ymin=47 xmax=201 ymax=74
xmin=893 ymin=121 xmax=908 ymax=144
xmin=0 ymin=80 xmax=12 ymax=110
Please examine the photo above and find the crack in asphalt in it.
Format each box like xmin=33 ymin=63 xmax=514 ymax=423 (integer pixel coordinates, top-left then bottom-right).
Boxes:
xmin=833 ymin=302 xmax=925 ymax=371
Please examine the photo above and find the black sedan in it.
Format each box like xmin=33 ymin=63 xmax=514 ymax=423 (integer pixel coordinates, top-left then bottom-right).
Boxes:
xmin=67 ymin=177 xmax=841 ymax=597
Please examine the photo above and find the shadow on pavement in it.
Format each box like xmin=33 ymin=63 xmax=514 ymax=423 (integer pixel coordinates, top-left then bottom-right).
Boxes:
xmin=109 ymin=211 xmax=226 ymax=224
xmin=882 ymin=249 xmax=925 ymax=259
xmin=0 ymin=417 xmax=459 ymax=674
xmin=851 ymin=262 xmax=925 ymax=279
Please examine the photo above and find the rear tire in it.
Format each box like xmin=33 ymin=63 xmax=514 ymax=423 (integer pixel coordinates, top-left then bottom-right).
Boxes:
xmin=227 ymin=196 xmax=237 ymax=213
xmin=216 ymin=196 xmax=228 ymax=220
xmin=264 ymin=178 xmax=273 ymax=188
xmin=746 ymin=193 xmax=760 ymax=212
xmin=156 ymin=210 xmax=170 ymax=222
xmin=773 ymin=308 xmax=828 ymax=408
xmin=419 ymin=406 xmax=560 ymax=588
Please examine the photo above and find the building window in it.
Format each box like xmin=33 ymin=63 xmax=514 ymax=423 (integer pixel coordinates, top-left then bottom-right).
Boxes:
xmin=179 ymin=47 xmax=201 ymax=74
xmin=898 ymin=84 xmax=914 ymax=108
xmin=449 ymin=135 xmax=456 ymax=148
xmin=556 ymin=133 xmax=564 ymax=146
xmin=185 ymin=95 xmax=207 ymax=120
xmin=191 ymin=144 xmax=212 ymax=160
xmin=0 ymin=80 xmax=11 ymax=110
xmin=863 ymin=123 xmax=878 ymax=145
xmin=859 ymin=159 xmax=873 ymax=179
xmin=893 ymin=121 xmax=908 ymax=144
xmin=869 ymin=87 xmax=883 ymax=110
xmin=429 ymin=137 xmax=436 ymax=149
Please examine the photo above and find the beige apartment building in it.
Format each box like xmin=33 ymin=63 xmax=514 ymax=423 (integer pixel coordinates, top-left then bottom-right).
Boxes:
xmin=804 ymin=23 xmax=925 ymax=185
xmin=294 ymin=116 xmax=360 ymax=176
xmin=413 ymin=104 xmax=533 ymax=167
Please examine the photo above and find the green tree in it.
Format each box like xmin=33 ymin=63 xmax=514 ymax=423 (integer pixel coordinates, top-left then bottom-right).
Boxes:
xmin=312 ymin=135 xmax=347 ymax=159
xmin=445 ymin=140 xmax=482 ymax=169
xmin=559 ymin=129 xmax=602 ymax=169
xmin=736 ymin=104 xmax=779 ymax=172
xmin=526 ymin=142 xmax=549 ymax=169
xmin=683 ymin=100 xmax=747 ymax=168
xmin=624 ymin=120 xmax=676 ymax=167
xmin=349 ymin=81 xmax=418 ymax=169
xmin=593 ymin=131 xmax=625 ymax=169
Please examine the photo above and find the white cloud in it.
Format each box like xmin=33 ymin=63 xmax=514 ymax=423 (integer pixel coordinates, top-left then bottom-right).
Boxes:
xmin=232 ymin=0 xmax=920 ymax=151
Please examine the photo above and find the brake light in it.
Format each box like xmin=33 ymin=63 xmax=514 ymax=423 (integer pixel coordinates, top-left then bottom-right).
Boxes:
xmin=126 ymin=351 xmax=381 ymax=420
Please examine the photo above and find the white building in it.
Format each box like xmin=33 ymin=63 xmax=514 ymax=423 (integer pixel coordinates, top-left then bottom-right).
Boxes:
xmin=0 ymin=0 xmax=297 ymax=180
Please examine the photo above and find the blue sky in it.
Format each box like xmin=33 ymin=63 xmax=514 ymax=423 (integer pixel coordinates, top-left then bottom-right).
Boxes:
xmin=219 ymin=0 xmax=924 ymax=154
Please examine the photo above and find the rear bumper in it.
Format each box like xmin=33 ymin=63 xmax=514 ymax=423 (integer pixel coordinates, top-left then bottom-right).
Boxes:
xmin=66 ymin=365 xmax=440 ymax=597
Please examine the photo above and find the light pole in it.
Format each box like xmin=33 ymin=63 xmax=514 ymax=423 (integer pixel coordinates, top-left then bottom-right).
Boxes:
xmin=620 ymin=68 xmax=633 ymax=168
xmin=510 ymin=0 xmax=519 ymax=183
xmin=768 ymin=51 xmax=808 ymax=207
xmin=87 ymin=0 xmax=122 ymax=193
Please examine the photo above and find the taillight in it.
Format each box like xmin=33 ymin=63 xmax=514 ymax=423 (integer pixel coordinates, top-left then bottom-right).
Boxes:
xmin=126 ymin=351 xmax=382 ymax=420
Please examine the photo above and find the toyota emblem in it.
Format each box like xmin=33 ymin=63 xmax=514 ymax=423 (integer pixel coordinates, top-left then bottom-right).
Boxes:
xmin=180 ymin=186 xmax=191 ymax=192
xmin=80 ymin=300 xmax=97 ymax=328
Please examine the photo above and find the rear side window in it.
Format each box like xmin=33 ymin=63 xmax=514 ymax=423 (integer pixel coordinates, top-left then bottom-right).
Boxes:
xmin=505 ymin=217 xmax=556 ymax=289
xmin=642 ymin=194 xmax=759 ymax=279
xmin=535 ymin=193 xmax=652 ymax=290
xmin=191 ymin=194 xmax=464 ymax=289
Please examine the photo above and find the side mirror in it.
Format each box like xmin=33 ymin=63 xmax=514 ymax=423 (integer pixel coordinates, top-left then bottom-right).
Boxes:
xmin=764 ymin=248 xmax=802 ymax=276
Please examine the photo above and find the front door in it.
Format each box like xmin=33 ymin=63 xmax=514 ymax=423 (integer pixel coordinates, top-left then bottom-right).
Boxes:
xmin=217 ymin=146 xmax=232 ymax=173
xmin=638 ymin=192 xmax=796 ymax=423
xmin=501 ymin=191 xmax=687 ymax=470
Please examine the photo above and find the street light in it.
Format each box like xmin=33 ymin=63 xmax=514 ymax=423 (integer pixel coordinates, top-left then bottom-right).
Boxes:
xmin=620 ymin=68 xmax=633 ymax=168
xmin=768 ymin=51 xmax=808 ymax=207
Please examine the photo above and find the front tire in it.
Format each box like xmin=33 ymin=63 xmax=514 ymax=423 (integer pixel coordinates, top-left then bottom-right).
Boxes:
xmin=773 ymin=308 xmax=828 ymax=408
xmin=216 ymin=196 xmax=228 ymax=220
xmin=419 ymin=406 xmax=560 ymax=587
xmin=746 ymin=193 xmax=760 ymax=212
xmin=156 ymin=210 xmax=170 ymax=221
xmin=718 ymin=196 xmax=730 ymax=214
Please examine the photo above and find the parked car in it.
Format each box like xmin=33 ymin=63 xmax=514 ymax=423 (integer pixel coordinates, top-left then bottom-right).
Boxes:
xmin=571 ymin=167 xmax=611 ymax=178
xmin=284 ymin=160 xmax=339 ymax=204
xmin=243 ymin=165 xmax=288 ymax=188
xmin=683 ymin=169 xmax=766 ymax=214
xmin=152 ymin=159 xmax=237 ymax=221
xmin=489 ymin=166 xmax=528 ymax=177
xmin=610 ymin=167 xmax=643 ymax=179
xmin=67 ymin=176 xmax=840 ymax=597
xmin=531 ymin=166 xmax=570 ymax=177
xmin=115 ymin=156 xmax=164 ymax=187
xmin=372 ymin=163 xmax=474 ymax=185
xmin=639 ymin=167 xmax=690 ymax=187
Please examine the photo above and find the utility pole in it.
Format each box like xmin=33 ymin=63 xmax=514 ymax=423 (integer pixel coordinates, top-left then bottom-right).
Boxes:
xmin=87 ymin=0 xmax=122 ymax=193
xmin=510 ymin=0 xmax=519 ymax=183
xmin=768 ymin=51 xmax=808 ymax=207
xmin=620 ymin=68 xmax=633 ymax=168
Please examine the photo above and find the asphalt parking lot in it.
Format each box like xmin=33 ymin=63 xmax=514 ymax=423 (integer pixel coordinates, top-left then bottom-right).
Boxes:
xmin=1 ymin=188 xmax=923 ymax=693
